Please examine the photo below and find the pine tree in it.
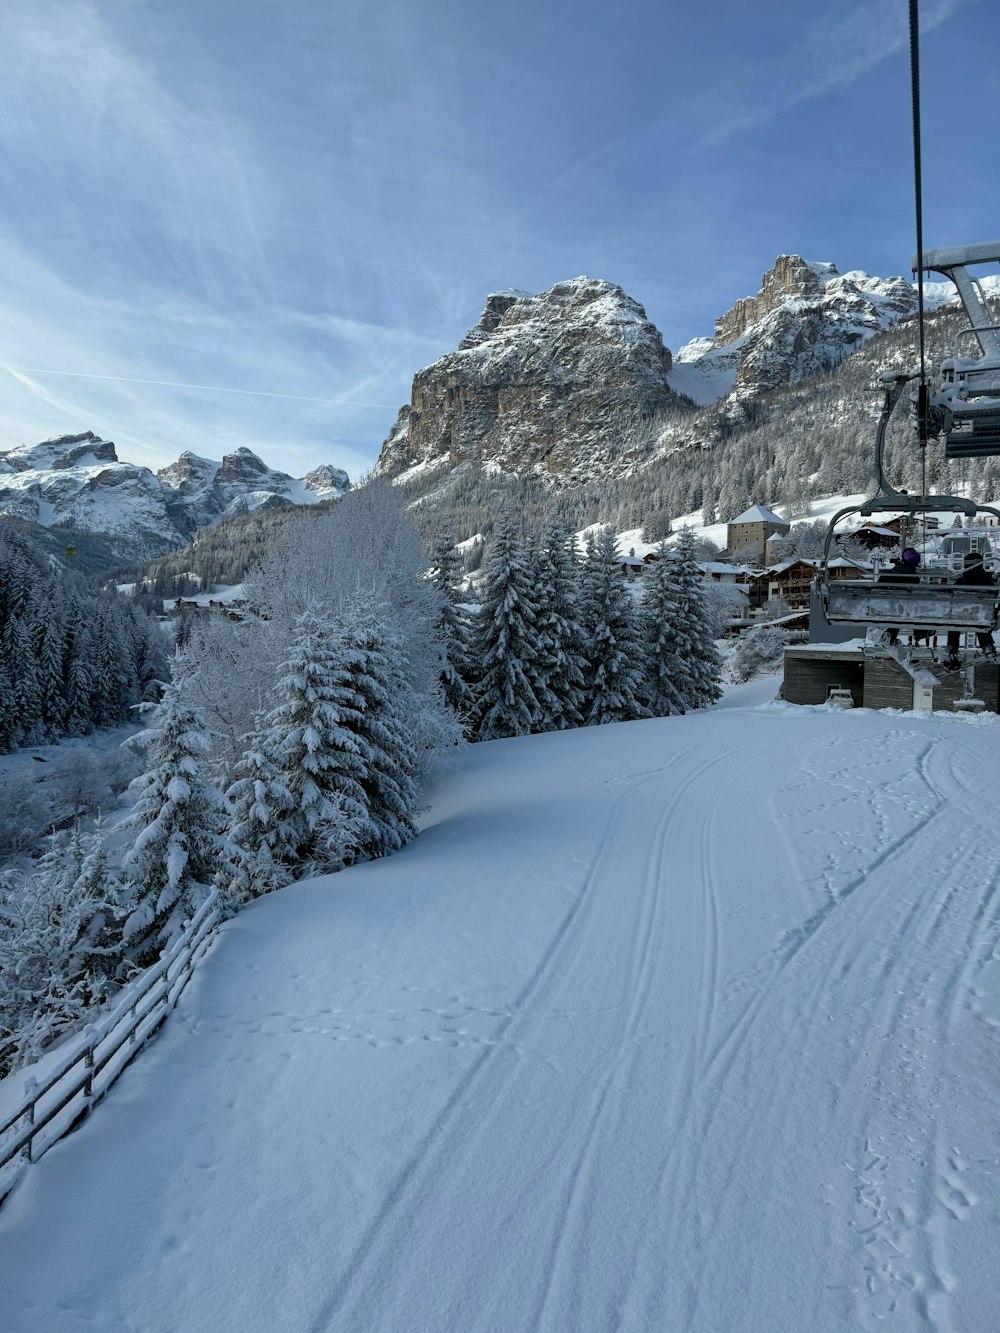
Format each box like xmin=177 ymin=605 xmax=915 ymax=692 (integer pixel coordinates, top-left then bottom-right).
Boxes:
xmin=473 ymin=511 xmax=545 ymax=740
xmin=119 ymin=658 xmax=227 ymax=967
xmin=640 ymin=542 xmax=689 ymax=717
xmin=37 ymin=605 xmax=68 ymax=739
xmin=533 ymin=518 xmax=587 ymax=730
xmin=240 ymin=604 xmax=369 ymax=877
xmin=64 ymin=617 xmax=97 ymax=737
xmin=656 ymin=529 xmax=724 ymax=710
xmin=339 ymin=598 xmax=419 ymax=859
xmin=0 ymin=658 xmax=15 ymax=752
xmin=92 ymin=605 xmax=134 ymax=728
xmin=429 ymin=529 xmax=476 ymax=731
xmin=578 ymin=528 xmax=650 ymax=726
xmin=6 ymin=616 xmax=43 ymax=746
xmin=219 ymin=723 xmax=296 ymax=907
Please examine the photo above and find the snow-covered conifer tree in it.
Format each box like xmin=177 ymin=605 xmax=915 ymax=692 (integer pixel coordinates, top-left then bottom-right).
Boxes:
xmin=533 ymin=518 xmax=587 ymax=730
xmin=119 ymin=657 xmax=227 ymax=967
xmin=472 ymin=510 xmax=545 ymax=740
xmin=338 ymin=596 xmax=419 ymax=859
xmin=429 ymin=529 xmax=476 ymax=731
xmin=640 ymin=542 xmax=689 ymax=717
xmin=579 ymin=528 xmax=650 ymax=726
xmin=92 ymin=606 xmax=134 ymax=728
xmin=5 ymin=617 xmax=43 ymax=746
xmin=64 ymin=615 xmax=96 ymax=737
xmin=232 ymin=604 xmax=369 ymax=880
xmin=0 ymin=659 xmax=15 ymax=753
xmin=37 ymin=605 xmax=69 ymax=739
xmin=655 ymin=529 xmax=723 ymax=710
xmin=219 ymin=723 xmax=296 ymax=907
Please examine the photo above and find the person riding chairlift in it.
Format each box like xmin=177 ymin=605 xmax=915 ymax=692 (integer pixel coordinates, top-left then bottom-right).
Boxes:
xmin=879 ymin=546 xmax=922 ymax=583
xmin=880 ymin=547 xmax=922 ymax=645
xmin=946 ymin=551 xmax=997 ymax=666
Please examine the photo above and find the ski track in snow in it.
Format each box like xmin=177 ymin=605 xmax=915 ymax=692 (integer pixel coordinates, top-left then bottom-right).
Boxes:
xmin=2 ymin=700 xmax=999 ymax=1331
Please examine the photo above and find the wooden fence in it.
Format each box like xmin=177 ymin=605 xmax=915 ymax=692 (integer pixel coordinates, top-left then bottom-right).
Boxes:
xmin=0 ymin=890 xmax=221 ymax=1203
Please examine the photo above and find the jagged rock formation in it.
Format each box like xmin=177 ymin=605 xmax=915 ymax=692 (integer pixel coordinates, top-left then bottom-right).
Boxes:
xmin=0 ymin=432 xmax=349 ymax=560
xmin=668 ymin=256 xmax=920 ymax=404
xmin=377 ymin=278 xmax=689 ymax=482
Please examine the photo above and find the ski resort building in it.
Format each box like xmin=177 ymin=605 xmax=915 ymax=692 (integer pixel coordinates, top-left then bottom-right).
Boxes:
xmin=783 ymin=642 xmax=1000 ymax=712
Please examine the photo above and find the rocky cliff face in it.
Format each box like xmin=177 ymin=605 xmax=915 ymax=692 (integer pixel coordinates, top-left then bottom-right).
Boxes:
xmin=376 ymin=277 xmax=687 ymax=482
xmin=0 ymin=432 xmax=350 ymax=560
xmin=668 ymin=256 xmax=920 ymax=404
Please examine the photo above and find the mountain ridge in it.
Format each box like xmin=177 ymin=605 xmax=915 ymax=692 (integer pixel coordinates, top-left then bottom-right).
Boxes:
xmin=375 ymin=256 xmax=975 ymax=488
xmin=0 ymin=432 xmax=350 ymax=560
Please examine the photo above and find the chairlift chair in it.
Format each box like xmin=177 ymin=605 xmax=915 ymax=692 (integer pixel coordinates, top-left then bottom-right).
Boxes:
xmin=913 ymin=243 xmax=1000 ymax=459
xmin=814 ymin=3 xmax=1000 ymax=659
xmin=816 ymin=354 xmax=1000 ymax=643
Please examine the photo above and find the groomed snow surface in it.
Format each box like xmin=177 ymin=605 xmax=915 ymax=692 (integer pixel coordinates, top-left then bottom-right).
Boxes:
xmin=3 ymin=681 xmax=1000 ymax=1331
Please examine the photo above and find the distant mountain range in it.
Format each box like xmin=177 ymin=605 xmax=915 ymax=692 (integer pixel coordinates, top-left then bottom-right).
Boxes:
xmin=375 ymin=256 xmax=998 ymax=488
xmin=0 ymin=433 xmax=349 ymax=560
xmin=4 ymin=252 xmax=994 ymax=572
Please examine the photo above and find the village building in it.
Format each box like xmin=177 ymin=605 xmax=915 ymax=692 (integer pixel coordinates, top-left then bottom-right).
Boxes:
xmin=845 ymin=523 xmax=902 ymax=551
xmin=725 ymin=503 xmax=790 ymax=563
xmin=783 ymin=642 xmax=1000 ymax=712
xmin=619 ymin=552 xmax=646 ymax=578
xmin=698 ymin=561 xmax=756 ymax=583
xmin=766 ymin=558 xmax=817 ymax=609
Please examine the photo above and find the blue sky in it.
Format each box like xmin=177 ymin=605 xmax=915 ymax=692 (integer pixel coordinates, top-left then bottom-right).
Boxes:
xmin=0 ymin=0 xmax=994 ymax=479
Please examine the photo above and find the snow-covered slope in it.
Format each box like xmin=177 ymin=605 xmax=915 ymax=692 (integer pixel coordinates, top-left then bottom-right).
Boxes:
xmin=3 ymin=694 xmax=998 ymax=1331
xmin=0 ymin=433 xmax=350 ymax=560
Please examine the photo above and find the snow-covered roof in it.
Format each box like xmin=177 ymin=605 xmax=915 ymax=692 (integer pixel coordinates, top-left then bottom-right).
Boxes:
xmin=827 ymin=555 xmax=873 ymax=570
xmin=730 ymin=503 xmax=788 ymax=526
xmin=768 ymin=558 xmax=817 ymax=575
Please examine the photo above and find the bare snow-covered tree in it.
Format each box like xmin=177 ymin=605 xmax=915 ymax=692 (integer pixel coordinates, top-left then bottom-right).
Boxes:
xmin=700 ymin=579 xmax=750 ymax=638
xmin=725 ymin=623 xmax=791 ymax=684
xmin=218 ymin=477 xmax=457 ymax=770
xmin=0 ymin=822 xmax=123 ymax=1077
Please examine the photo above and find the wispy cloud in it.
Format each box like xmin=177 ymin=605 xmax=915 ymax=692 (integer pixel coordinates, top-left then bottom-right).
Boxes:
xmin=698 ymin=0 xmax=978 ymax=149
xmin=0 ymin=2 xmax=464 ymax=475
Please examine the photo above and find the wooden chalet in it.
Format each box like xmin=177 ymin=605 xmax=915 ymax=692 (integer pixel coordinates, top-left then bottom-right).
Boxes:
xmin=766 ymin=558 xmax=817 ymax=609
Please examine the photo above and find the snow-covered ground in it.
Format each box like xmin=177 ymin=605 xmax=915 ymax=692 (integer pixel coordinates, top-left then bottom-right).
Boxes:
xmin=160 ymin=582 xmax=245 ymax=611
xmin=0 ymin=725 xmax=137 ymax=783
xmin=2 ymin=684 xmax=999 ymax=1331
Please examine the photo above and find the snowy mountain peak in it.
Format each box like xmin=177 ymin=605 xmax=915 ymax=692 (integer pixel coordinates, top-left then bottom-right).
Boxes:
xmin=0 ymin=433 xmax=350 ymax=561
xmin=0 ymin=431 xmax=119 ymax=475
xmin=302 ymin=463 xmax=352 ymax=498
xmin=378 ymin=275 xmax=681 ymax=481
xmin=667 ymin=255 xmax=925 ymax=406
